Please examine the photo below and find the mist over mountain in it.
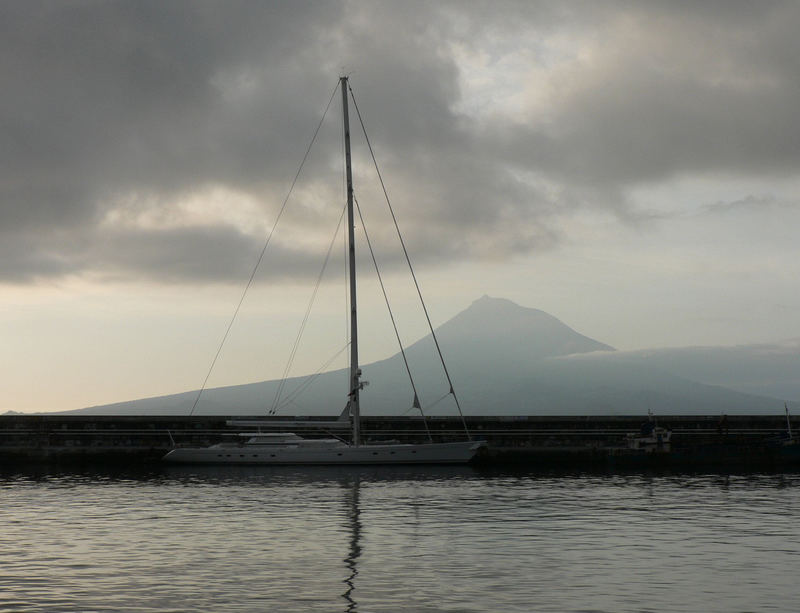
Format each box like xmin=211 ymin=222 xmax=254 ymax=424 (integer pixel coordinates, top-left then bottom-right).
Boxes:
xmin=597 ymin=343 xmax=800 ymax=403
xmin=71 ymin=296 xmax=795 ymax=416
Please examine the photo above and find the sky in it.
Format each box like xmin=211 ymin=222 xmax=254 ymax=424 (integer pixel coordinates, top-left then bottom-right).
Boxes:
xmin=3 ymin=0 xmax=800 ymax=412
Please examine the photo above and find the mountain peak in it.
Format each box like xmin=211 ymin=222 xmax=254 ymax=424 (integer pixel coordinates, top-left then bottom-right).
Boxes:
xmin=471 ymin=294 xmax=521 ymax=308
xmin=468 ymin=295 xmax=557 ymax=318
xmin=433 ymin=297 xmax=614 ymax=362
xmin=67 ymin=296 xmax=793 ymax=416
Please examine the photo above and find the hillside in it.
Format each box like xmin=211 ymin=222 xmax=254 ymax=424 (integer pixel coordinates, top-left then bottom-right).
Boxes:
xmin=70 ymin=296 xmax=795 ymax=416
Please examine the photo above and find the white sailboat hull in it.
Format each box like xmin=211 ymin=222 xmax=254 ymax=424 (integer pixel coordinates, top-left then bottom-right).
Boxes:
xmin=163 ymin=440 xmax=485 ymax=465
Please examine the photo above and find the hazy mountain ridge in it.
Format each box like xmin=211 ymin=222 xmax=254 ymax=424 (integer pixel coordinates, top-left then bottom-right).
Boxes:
xmin=590 ymin=343 xmax=800 ymax=402
xmin=429 ymin=295 xmax=614 ymax=362
xmin=69 ymin=296 xmax=797 ymax=416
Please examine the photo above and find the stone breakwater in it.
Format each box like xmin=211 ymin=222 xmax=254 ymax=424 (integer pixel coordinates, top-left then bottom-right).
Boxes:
xmin=1 ymin=414 xmax=797 ymax=469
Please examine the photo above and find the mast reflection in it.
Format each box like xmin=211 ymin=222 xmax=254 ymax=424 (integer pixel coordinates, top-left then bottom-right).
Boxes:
xmin=341 ymin=476 xmax=362 ymax=612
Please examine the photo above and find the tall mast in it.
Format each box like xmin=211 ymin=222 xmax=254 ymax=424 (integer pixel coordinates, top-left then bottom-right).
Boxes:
xmin=342 ymin=76 xmax=361 ymax=447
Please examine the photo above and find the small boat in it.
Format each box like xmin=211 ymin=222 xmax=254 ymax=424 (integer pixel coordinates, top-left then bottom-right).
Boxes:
xmin=781 ymin=402 xmax=796 ymax=445
xmin=626 ymin=411 xmax=671 ymax=452
xmin=768 ymin=403 xmax=798 ymax=453
xmin=164 ymin=77 xmax=484 ymax=465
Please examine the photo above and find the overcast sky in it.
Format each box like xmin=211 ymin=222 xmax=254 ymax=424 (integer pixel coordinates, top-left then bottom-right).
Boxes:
xmin=3 ymin=1 xmax=800 ymax=412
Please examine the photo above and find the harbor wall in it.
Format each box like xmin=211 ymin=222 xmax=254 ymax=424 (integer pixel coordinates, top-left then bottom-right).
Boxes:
xmin=0 ymin=414 xmax=797 ymax=469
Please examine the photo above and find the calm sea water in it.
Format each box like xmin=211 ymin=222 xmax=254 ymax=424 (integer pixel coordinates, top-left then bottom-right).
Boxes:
xmin=1 ymin=465 xmax=798 ymax=613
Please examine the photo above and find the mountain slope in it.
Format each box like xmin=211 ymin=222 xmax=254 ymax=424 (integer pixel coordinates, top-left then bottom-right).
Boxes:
xmin=70 ymin=296 xmax=792 ymax=416
xmin=427 ymin=295 xmax=613 ymax=363
xmin=594 ymin=343 xmax=800 ymax=401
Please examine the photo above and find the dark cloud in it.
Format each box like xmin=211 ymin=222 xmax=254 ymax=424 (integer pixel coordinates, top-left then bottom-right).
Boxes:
xmin=1 ymin=0 xmax=347 ymax=282
xmin=1 ymin=1 xmax=798 ymax=283
xmin=492 ymin=1 xmax=800 ymax=188
xmin=95 ymin=225 xmax=344 ymax=284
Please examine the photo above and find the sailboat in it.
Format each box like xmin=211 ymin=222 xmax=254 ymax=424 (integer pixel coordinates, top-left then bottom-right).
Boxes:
xmin=163 ymin=77 xmax=485 ymax=465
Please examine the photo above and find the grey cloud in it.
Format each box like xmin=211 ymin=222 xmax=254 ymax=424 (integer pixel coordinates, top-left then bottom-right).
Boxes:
xmin=702 ymin=195 xmax=781 ymax=216
xmin=95 ymin=225 xmax=342 ymax=284
xmin=0 ymin=231 xmax=79 ymax=283
xmin=2 ymin=1 xmax=799 ymax=284
xmin=0 ymin=221 xmax=343 ymax=285
xmin=1 ymin=1 xmax=342 ymax=211
xmin=493 ymin=1 xmax=800 ymax=189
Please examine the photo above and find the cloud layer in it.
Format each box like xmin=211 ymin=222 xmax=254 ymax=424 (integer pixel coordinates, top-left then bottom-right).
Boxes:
xmin=2 ymin=0 xmax=799 ymax=284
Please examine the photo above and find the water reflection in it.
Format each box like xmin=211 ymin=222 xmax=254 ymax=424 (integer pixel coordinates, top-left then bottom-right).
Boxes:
xmin=341 ymin=477 xmax=362 ymax=612
xmin=160 ymin=463 xmax=483 ymax=486
xmin=1 ymin=467 xmax=800 ymax=612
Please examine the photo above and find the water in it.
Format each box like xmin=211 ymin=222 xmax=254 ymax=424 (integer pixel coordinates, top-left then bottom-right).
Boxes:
xmin=1 ymin=466 xmax=798 ymax=613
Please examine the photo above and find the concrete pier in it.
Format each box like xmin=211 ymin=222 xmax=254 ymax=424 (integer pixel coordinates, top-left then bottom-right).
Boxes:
xmin=1 ymin=414 xmax=797 ymax=469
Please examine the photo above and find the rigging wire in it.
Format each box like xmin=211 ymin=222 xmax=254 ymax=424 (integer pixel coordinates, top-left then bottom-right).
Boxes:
xmin=347 ymin=83 xmax=473 ymax=440
xmin=401 ymin=390 xmax=450 ymax=416
xmin=273 ymin=343 xmax=350 ymax=413
xmin=269 ymin=201 xmax=349 ymax=414
xmin=189 ymin=80 xmax=340 ymax=416
xmin=354 ymin=194 xmax=433 ymax=443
